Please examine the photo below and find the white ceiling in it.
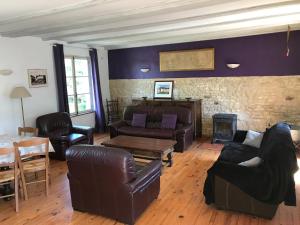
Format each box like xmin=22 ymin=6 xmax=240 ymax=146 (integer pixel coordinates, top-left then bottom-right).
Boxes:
xmin=0 ymin=0 xmax=299 ymax=49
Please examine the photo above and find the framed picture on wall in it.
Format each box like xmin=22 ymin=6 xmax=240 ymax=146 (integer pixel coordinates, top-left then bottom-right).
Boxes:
xmin=28 ymin=69 xmax=48 ymax=88
xmin=153 ymin=80 xmax=174 ymax=99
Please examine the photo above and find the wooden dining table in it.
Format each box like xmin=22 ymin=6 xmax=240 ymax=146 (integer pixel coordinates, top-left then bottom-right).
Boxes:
xmin=0 ymin=134 xmax=54 ymax=164
xmin=0 ymin=134 xmax=54 ymax=200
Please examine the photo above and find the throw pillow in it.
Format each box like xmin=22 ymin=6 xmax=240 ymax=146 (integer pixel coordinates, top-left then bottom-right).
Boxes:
xmin=131 ymin=113 xmax=147 ymax=128
xmin=161 ymin=114 xmax=177 ymax=129
xmin=243 ymin=130 xmax=264 ymax=148
xmin=238 ymin=156 xmax=263 ymax=167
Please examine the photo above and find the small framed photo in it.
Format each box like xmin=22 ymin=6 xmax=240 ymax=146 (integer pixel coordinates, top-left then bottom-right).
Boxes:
xmin=153 ymin=80 xmax=174 ymax=99
xmin=28 ymin=69 xmax=48 ymax=88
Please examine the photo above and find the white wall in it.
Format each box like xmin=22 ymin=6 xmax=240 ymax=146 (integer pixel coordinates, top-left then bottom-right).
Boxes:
xmin=0 ymin=37 xmax=57 ymax=135
xmin=0 ymin=37 xmax=110 ymax=135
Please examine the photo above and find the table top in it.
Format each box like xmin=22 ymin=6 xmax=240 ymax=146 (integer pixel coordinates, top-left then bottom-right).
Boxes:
xmin=102 ymin=135 xmax=177 ymax=153
xmin=0 ymin=134 xmax=54 ymax=164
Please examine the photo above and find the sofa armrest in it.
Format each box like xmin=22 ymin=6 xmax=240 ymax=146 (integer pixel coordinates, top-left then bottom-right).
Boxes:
xmin=72 ymin=125 xmax=94 ymax=144
xmin=109 ymin=120 xmax=128 ymax=138
xmin=128 ymin=160 xmax=161 ymax=193
xmin=175 ymin=124 xmax=193 ymax=135
xmin=110 ymin=120 xmax=128 ymax=129
xmin=174 ymin=124 xmax=193 ymax=152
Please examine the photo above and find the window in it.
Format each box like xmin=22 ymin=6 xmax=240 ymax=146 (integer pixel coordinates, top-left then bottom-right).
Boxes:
xmin=64 ymin=57 xmax=93 ymax=115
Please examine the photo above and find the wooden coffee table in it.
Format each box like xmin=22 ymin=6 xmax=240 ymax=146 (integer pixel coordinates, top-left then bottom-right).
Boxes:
xmin=102 ymin=135 xmax=177 ymax=167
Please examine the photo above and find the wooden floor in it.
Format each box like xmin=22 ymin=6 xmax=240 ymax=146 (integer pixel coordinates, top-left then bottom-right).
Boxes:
xmin=0 ymin=134 xmax=300 ymax=225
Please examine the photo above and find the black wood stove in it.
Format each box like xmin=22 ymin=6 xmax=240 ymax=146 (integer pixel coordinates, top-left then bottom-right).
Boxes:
xmin=212 ymin=113 xmax=237 ymax=144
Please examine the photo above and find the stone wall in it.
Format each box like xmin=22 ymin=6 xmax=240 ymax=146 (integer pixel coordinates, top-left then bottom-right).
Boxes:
xmin=109 ymin=76 xmax=300 ymax=136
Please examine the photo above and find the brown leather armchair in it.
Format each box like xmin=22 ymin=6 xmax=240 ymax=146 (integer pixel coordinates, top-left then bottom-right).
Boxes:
xmin=66 ymin=145 xmax=161 ymax=225
xmin=36 ymin=112 xmax=94 ymax=160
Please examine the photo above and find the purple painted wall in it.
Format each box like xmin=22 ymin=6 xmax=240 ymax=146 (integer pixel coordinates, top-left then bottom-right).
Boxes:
xmin=108 ymin=31 xmax=300 ymax=80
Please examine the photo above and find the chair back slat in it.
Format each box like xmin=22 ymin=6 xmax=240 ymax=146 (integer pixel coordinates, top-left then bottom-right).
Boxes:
xmin=14 ymin=138 xmax=49 ymax=159
xmin=14 ymin=137 xmax=50 ymax=201
xmin=18 ymin=127 xmax=38 ymax=137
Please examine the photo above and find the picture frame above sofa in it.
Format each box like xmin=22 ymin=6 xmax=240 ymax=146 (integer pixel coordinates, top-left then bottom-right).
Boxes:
xmin=153 ymin=80 xmax=174 ymax=99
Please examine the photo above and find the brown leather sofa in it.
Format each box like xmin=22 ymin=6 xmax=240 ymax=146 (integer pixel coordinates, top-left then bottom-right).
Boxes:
xmin=110 ymin=105 xmax=193 ymax=152
xmin=204 ymin=123 xmax=298 ymax=219
xmin=66 ymin=145 xmax=161 ymax=225
xmin=36 ymin=112 xmax=94 ymax=160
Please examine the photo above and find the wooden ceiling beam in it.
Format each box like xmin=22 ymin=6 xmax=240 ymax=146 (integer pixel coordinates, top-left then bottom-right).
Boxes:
xmin=89 ymin=24 xmax=300 ymax=49
xmin=0 ymin=0 xmax=294 ymax=37
xmin=65 ymin=13 xmax=300 ymax=44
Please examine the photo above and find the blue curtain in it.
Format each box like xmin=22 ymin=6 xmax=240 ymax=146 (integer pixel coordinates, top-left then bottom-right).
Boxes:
xmin=90 ymin=48 xmax=106 ymax=132
xmin=53 ymin=44 xmax=69 ymax=113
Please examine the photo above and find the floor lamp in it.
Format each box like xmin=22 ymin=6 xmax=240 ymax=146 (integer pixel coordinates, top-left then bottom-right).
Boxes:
xmin=10 ymin=86 xmax=32 ymax=128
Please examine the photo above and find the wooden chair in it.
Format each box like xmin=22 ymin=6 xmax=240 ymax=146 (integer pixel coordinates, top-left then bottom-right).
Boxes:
xmin=18 ymin=127 xmax=38 ymax=137
xmin=106 ymin=99 xmax=120 ymax=125
xmin=14 ymin=138 xmax=50 ymax=200
xmin=0 ymin=147 xmax=20 ymax=212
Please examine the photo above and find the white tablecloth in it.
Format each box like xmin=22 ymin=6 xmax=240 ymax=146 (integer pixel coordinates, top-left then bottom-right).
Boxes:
xmin=0 ymin=134 xmax=54 ymax=164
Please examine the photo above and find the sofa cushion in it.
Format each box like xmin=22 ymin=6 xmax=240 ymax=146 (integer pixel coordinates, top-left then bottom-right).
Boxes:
xmin=118 ymin=126 xmax=174 ymax=139
xmin=243 ymin=130 xmax=264 ymax=148
xmin=161 ymin=114 xmax=177 ymax=129
xmin=218 ymin=142 xmax=260 ymax=163
xmin=146 ymin=122 xmax=161 ymax=129
xmin=132 ymin=113 xmax=147 ymax=128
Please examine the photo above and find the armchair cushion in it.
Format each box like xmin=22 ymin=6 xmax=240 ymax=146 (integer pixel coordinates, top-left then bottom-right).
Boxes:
xmin=72 ymin=125 xmax=93 ymax=135
xmin=67 ymin=133 xmax=87 ymax=144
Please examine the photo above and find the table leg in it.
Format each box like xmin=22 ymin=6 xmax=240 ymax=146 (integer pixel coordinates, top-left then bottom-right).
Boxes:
xmin=167 ymin=152 xmax=173 ymax=167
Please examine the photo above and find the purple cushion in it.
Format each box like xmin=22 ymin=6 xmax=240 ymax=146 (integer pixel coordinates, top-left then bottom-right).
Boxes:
xmin=131 ymin=113 xmax=147 ymax=128
xmin=161 ymin=114 xmax=177 ymax=129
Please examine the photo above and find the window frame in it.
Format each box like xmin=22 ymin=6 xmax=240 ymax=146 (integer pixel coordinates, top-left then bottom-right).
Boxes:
xmin=65 ymin=55 xmax=94 ymax=116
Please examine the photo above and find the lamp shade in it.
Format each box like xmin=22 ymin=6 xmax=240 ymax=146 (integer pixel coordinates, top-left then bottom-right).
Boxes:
xmin=10 ymin=86 xmax=32 ymax=98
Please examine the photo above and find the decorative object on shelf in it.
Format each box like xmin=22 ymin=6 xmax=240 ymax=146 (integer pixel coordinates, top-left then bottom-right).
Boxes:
xmin=286 ymin=25 xmax=291 ymax=57
xmin=10 ymin=86 xmax=32 ymax=127
xmin=185 ymin=97 xmax=192 ymax=101
xmin=153 ymin=80 xmax=174 ymax=99
xmin=28 ymin=69 xmax=48 ymax=88
xmin=0 ymin=69 xmax=13 ymax=76
xmin=226 ymin=63 xmax=240 ymax=69
xmin=160 ymin=48 xmax=214 ymax=71
xmin=142 ymin=96 xmax=148 ymax=100
xmin=140 ymin=67 xmax=150 ymax=73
